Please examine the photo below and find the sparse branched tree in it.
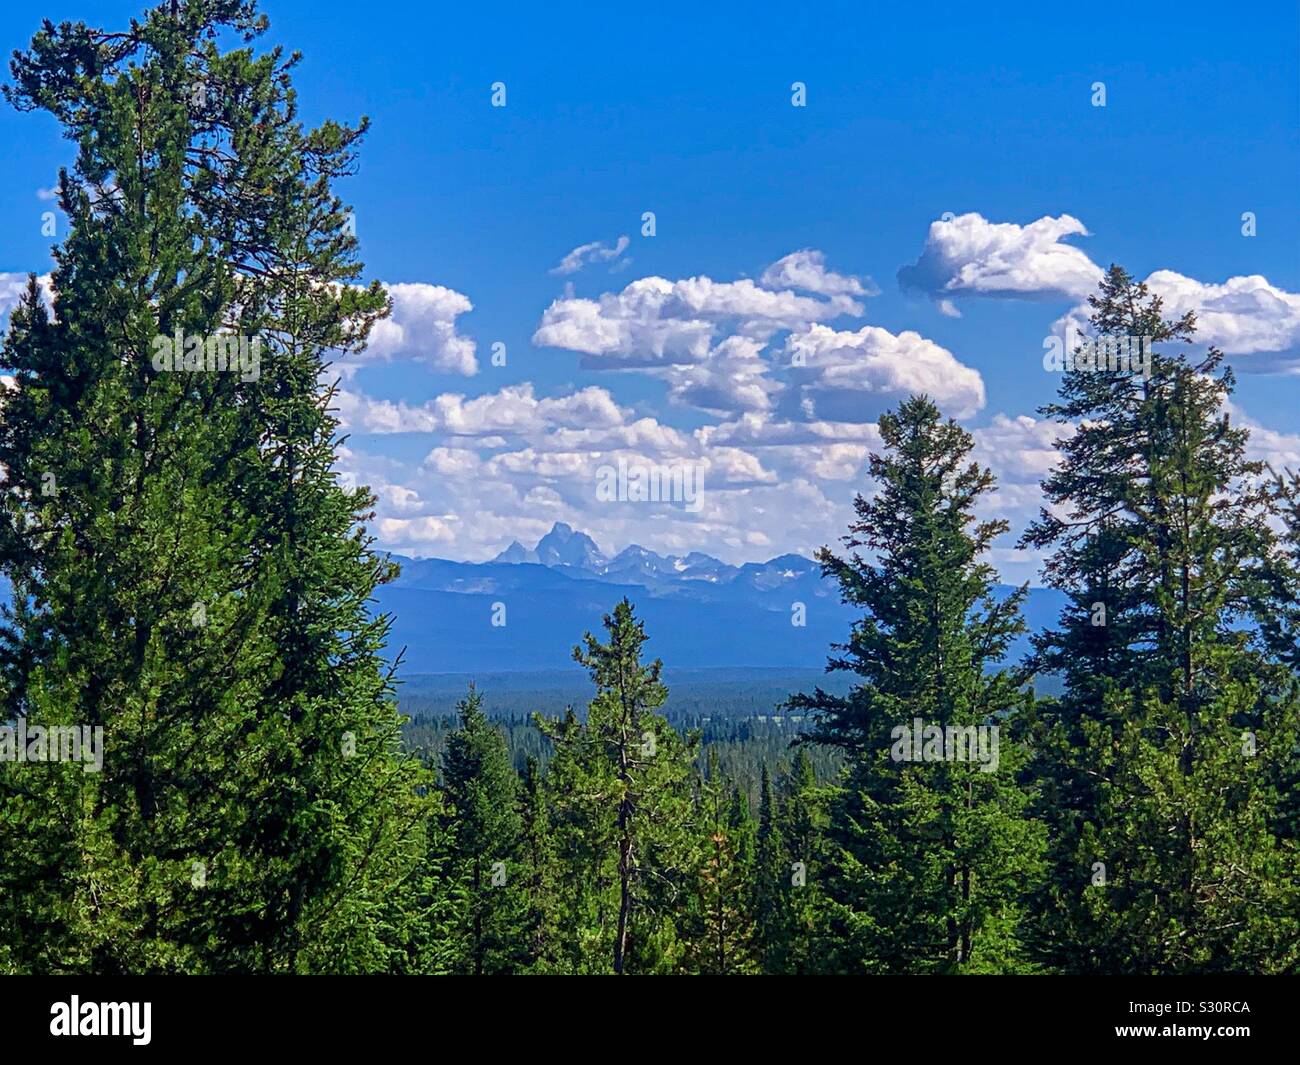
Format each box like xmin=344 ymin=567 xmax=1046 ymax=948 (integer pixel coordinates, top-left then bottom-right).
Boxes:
xmin=538 ymin=599 xmax=697 ymax=974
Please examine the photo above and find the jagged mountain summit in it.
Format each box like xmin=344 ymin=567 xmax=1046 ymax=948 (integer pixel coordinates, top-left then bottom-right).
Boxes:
xmin=492 ymin=522 xmax=607 ymax=568
xmin=374 ymin=522 xmax=1066 ymax=673
xmin=489 ymin=522 xmax=791 ymax=588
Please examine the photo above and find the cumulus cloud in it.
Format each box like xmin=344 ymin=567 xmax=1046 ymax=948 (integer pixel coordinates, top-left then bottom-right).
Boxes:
xmin=375 ymin=515 xmax=458 ymax=547
xmin=531 ymin=251 xmax=974 ymax=422
xmin=1146 ymin=271 xmax=1300 ymax=367
xmin=335 ymin=382 xmax=626 ymax=436
xmin=660 ymin=335 xmax=781 ymax=414
xmin=533 ymin=267 xmax=865 ymax=367
xmin=898 ymin=212 xmax=1103 ymax=309
xmin=759 ymin=249 xmax=877 ymax=298
xmin=551 ymin=235 xmax=631 ymax=276
xmin=542 ymin=417 xmax=693 ymax=456
xmin=1050 ymin=270 xmax=1300 ymax=371
xmin=972 ymin=413 xmax=1070 ymax=485
xmin=352 ymin=282 xmax=478 ymax=376
xmin=784 ymin=323 xmax=986 ymax=420
xmin=780 ymin=442 xmax=873 ymax=482
xmin=699 ymin=413 xmax=881 ymax=449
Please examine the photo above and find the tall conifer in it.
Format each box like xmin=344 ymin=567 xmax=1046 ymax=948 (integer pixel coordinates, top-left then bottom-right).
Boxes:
xmin=0 ymin=0 xmax=427 ymax=973
xmin=539 ymin=600 xmax=696 ymax=973
xmin=1021 ymin=267 xmax=1300 ymax=972
xmin=791 ymin=395 xmax=1044 ymax=973
xmin=440 ymin=685 xmax=526 ymax=974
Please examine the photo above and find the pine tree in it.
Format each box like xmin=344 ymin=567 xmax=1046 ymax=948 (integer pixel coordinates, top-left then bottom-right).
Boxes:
xmin=1261 ymin=473 xmax=1300 ymax=844
xmin=772 ymin=747 xmax=831 ymax=973
xmin=728 ymin=784 xmax=757 ymax=894
xmin=402 ymin=786 xmax=464 ymax=976
xmin=0 ymin=0 xmax=427 ymax=973
xmin=1021 ymin=266 xmax=1300 ymax=972
xmin=685 ymin=751 xmax=757 ymax=974
xmin=752 ymin=762 xmax=792 ymax=972
xmin=789 ymin=395 xmax=1044 ymax=973
xmin=1262 ymin=470 xmax=1300 ymax=674
xmin=538 ymin=599 xmax=696 ymax=974
xmin=440 ymin=685 xmax=526 ymax=974
xmin=517 ymin=754 xmax=561 ymax=973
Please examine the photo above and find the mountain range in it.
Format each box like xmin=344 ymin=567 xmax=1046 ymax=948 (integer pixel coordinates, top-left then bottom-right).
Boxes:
xmin=376 ymin=522 xmax=1068 ymax=675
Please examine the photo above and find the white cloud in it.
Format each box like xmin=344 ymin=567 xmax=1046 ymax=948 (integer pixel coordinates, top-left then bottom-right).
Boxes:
xmin=336 ymin=382 xmax=626 ymax=436
xmin=533 ymin=268 xmax=864 ymax=367
xmin=898 ymin=212 xmax=1103 ymax=308
xmin=972 ymin=413 xmax=1071 ymax=485
xmin=660 ymin=335 xmax=781 ymax=414
xmin=541 ymin=417 xmax=693 ymax=455
xmin=352 ymin=282 xmax=478 ymax=376
xmin=551 ymin=235 xmax=631 ymax=275
xmin=759 ymin=249 xmax=877 ymax=298
xmin=784 ymin=324 xmax=986 ymax=420
xmin=782 ymin=442 xmax=873 ymax=481
xmin=375 ymin=515 xmax=458 ymax=547
xmin=532 ymin=252 xmax=944 ymax=419
xmin=422 ymin=447 xmax=485 ymax=476
xmin=700 ymin=413 xmax=881 ymax=448
xmin=334 ymin=390 xmax=442 ymax=433
xmin=1146 ymin=271 xmax=1300 ymax=367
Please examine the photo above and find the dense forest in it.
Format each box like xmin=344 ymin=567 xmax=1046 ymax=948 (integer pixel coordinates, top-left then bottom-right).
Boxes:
xmin=2 ymin=0 xmax=1299 ymax=975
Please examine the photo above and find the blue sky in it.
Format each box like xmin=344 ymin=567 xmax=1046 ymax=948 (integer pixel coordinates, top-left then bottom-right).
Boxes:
xmin=2 ymin=0 xmax=1298 ymax=583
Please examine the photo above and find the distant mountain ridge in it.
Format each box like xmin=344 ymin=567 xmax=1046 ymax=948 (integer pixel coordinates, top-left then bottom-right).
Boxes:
xmin=490 ymin=522 xmax=743 ymax=587
xmin=0 ymin=521 xmax=1066 ymax=678
xmin=374 ymin=523 xmax=1069 ymax=675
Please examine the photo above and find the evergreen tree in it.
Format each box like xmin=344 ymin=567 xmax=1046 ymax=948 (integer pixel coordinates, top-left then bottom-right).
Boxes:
xmin=1262 ymin=470 xmax=1300 ymax=674
xmin=752 ymin=762 xmax=792 ymax=973
xmin=772 ymin=747 xmax=831 ymax=973
xmin=538 ymin=600 xmax=696 ymax=974
xmin=728 ymin=784 xmax=757 ymax=892
xmin=790 ymin=395 xmax=1044 ymax=973
xmin=685 ymin=751 xmax=757 ymax=974
xmin=518 ymin=754 xmax=561 ymax=973
xmin=0 ymin=0 xmax=426 ymax=973
xmin=1021 ymin=266 xmax=1300 ymax=972
xmin=402 ymin=786 xmax=464 ymax=976
xmin=440 ymin=685 xmax=526 ymax=974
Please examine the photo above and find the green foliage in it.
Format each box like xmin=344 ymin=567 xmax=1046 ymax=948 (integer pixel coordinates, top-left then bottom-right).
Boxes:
xmin=535 ymin=599 xmax=698 ymax=974
xmin=1019 ymin=266 xmax=1300 ymax=972
xmin=0 ymin=0 xmax=426 ymax=974
xmin=439 ymin=685 xmax=527 ymax=974
xmin=683 ymin=751 xmax=758 ymax=974
xmin=790 ymin=395 xmax=1045 ymax=974
xmin=2 ymin=0 xmax=1296 ymax=978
